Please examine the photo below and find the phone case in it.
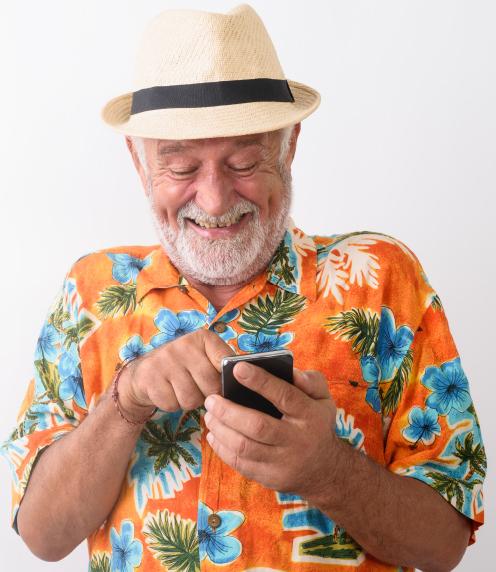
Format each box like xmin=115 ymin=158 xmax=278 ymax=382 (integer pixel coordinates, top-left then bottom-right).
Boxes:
xmin=221 ymin=350 xmax=293 ymax=419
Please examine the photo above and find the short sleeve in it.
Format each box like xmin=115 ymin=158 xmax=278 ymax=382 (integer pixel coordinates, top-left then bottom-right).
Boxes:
xmin=384 ymin=295 xmax=486 ymax=542
xmin=1 ymin=270 xmax=88 ymax=530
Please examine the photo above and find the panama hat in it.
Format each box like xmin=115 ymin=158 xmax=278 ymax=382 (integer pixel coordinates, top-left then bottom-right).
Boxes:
xmin=102 ymin=4 xmax=320 ymax=140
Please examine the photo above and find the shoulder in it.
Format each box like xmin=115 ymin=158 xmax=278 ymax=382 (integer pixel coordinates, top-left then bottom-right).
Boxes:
xmin=68 ymin=244 xmax=158 ymax=277
xmin=62 ymin=244 xmax=158 ymax=307
xmin=312 ymin=231 xmax=435 ymax=318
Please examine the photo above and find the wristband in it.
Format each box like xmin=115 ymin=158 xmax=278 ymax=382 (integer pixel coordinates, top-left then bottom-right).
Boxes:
xmin=111 ymin=359 xmax=157 ymax=426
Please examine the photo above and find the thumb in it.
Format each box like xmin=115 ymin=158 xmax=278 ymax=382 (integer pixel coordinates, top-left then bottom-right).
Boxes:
xmin=293 ymin=369 xmax=330 ymax=400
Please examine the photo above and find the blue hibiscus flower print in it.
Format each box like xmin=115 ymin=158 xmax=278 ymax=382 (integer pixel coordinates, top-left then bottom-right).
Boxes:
xmin=119 ymin=335 xmax=153 ymax=362
xmin=402 ymin=406 xmax=441 ymax=446
xmin=110 ymin=520 xmax=143 ymax=572
xmin=360 ymin=356 xmax=381 ymax=413
xmin=58 ymin=344 xmax=86 ymax=409
xmin=151 ymin=309 xmax=207 ymax=348
xmin=107 ymin=253 xmax=151 ymax=284
xmin=422 ymin=357 xmax=471 ymax=415
xmin=238 ymin=331 xmax=293 ymax=353
xmin=207 ymin=304 xmax=239 ymax=342
xmin=35 ymin=323 xmax=59 ymax=362
xmin=198 ymin=501 xmax=245 ymax=565
xmin=377 ymin=307 xmax=413 ymax=381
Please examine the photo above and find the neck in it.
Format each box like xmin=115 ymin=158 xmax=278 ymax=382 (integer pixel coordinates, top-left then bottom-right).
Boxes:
xmin=185 ymin=276 xmax=247 ymax=312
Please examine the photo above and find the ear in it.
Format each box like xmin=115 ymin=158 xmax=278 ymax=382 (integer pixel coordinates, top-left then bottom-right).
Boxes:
xmin=285 ymin=123 xmax=301 ymax=170
xmin=125 ymin=136 xmax=150 ymax=194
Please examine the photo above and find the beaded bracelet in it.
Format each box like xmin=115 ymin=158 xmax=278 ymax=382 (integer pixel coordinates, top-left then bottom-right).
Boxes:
xmin=111 ymin=359 xmax=157 ymax=426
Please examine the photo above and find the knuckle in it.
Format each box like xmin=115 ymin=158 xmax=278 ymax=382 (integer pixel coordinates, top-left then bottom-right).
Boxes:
xmin=251 ymin=415 xmax=267 ymax=438
xmin=162 ymin=403 xmax=180 ymax=413
xmin=176 ymin=388 xmax=203 ymax=411
xmin=236 ymin=437 xmax=248 ymax=457
xmin=275 ymin=386 xmax=290 ymax=411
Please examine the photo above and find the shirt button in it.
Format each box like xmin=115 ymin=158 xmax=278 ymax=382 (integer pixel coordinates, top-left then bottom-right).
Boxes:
xmin=208 ymin=513 xmax=222 ymax=530
xmin=178 ymin=285 xmax=188 ymax=293
xmin=213 ymin=322 xmax=227 ymax=333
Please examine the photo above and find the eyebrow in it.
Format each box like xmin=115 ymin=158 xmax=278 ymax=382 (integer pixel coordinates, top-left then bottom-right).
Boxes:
xmin=157 ymin=143 xmax=193 ymax=156
xmin=157 ymin=137 xmax=266 ymax=156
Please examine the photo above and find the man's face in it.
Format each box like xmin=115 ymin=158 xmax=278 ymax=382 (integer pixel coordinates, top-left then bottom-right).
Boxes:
xmin=134 ymin=129 xmax=297 ymax=286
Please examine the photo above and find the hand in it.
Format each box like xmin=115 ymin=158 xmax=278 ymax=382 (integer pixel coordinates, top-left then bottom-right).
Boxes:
xmin=203 ymin=362 xmax=338 ymax=499
xmin=118 ymin=329 xmax=234 ymax=416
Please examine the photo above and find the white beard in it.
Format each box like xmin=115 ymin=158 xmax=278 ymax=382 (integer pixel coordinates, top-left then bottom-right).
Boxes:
xmin=147 ymin=178 xmax=292 ymax=286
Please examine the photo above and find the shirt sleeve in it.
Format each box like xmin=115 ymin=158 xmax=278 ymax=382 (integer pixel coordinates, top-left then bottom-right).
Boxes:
xmin=384 ymin=293 xmax=486 ymax=542
xmin=2 ymin=269 xmax=88 ymax=531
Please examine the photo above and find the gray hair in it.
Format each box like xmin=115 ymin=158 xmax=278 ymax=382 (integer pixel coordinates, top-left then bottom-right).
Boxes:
xmin=131 ymin=124 xmax=294 ymax=178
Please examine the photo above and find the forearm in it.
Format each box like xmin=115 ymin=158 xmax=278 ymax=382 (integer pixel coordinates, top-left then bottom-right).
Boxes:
xmin=305 ymin=438 xmax=471 ymax=571
xmin=17 ymin=388 xmax=144 ymax=561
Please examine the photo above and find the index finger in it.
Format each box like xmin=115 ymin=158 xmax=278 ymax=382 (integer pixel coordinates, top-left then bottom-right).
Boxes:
xmin=203 ymin=329 xmax=235 ymax=372
xmin=233 ymin=361 xmax=308 ymax=418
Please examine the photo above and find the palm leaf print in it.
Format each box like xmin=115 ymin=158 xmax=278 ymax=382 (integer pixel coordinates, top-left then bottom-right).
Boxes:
xmin=431 ymin=294 xmax=443 ymax=311
xmin=325 ymin=308 xmax=379 ymax=357
xmin=63 ymin=315 xmax=95 ymax=348
xmin=238 ymin=289 xmax=306 ymax=335
xmin=454 ymin=433 xmax=486 ymax=480
xmin=96 ymin=284 xmax=137 ymax=318
xmin=34 ymin=359 xmax=75 ymax=419
xmin=271 ymin=241 xmax=295 ymax=286
xmin=381 ymin=348 xmax=413 ymax=415
xmin=317 ymin=232 xmax=415 ymax=304
xmin=144 ymin=510 xmax=200 ymax=572
xmin=48 ymin=297 xmax=71 ymax=333
xmin=142 ymin=418 xmax=199 ymax=473
xmin=89 ymin=553 xmax=111 ymax=572
xmin=425 ymin=471 xmax=480 ymax=511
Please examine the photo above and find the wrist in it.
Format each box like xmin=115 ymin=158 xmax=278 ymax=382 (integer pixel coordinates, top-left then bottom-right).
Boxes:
xmin=113 ymin=360 xmax=156 ymax=423
xmin=303 ymin=435 xmax=352 ymax=511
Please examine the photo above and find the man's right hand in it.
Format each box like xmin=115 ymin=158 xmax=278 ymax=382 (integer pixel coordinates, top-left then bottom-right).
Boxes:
xmin=117 ymin=329 xmax=234 ymax=418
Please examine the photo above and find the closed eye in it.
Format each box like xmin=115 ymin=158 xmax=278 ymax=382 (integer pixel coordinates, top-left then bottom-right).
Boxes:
xmin=229 ymin=163 xmax=257 ymax=173
xmin=170 ymin=167 xmax=198 ymax=177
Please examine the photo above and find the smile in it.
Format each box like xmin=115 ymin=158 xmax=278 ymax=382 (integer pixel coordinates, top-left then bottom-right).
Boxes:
xmin=187 ymin=212 xmax=250 ymax=229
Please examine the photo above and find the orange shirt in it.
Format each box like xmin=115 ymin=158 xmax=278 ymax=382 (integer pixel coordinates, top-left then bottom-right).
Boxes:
xmin=3 ymin=225 xmax=485 ymax=571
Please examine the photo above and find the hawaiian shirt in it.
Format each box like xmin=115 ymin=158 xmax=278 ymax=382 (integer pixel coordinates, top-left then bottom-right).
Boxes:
xmin=3 ymin=224 xmax=485 ymax=571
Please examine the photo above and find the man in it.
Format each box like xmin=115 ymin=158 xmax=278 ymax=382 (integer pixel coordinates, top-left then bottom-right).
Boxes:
xmin=3 ymin=5 xmax=485 ymax=571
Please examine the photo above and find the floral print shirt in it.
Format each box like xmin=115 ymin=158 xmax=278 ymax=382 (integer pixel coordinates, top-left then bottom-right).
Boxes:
xmin=3 ymin=224 xmax=485 ymax=571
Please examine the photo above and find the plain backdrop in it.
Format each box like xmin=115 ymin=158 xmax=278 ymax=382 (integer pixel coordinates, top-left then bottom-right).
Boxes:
xmin=0 ymin=1 xmax=493 ymax=569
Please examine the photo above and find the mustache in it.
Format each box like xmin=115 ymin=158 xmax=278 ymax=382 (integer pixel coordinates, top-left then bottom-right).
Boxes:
xmin=177 ymin=199 xmax=258 ymax=226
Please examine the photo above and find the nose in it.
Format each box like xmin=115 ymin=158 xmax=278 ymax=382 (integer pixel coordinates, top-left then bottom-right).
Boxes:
xmin=193 ymin=163 xmax=236 ymax=216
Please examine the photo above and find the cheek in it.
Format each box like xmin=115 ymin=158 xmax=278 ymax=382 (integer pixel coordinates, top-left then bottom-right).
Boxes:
xmin=151 ymin=182 xmax=193 ymax=222
xmin=241 ymin=179 xmax=284 ymax=220
xmin=237 ymin=175 xmax=282 ymax=215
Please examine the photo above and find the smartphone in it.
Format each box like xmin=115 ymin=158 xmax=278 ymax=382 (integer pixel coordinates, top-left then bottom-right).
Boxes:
xmin=221 ymin=349 xmax=293 ymax=419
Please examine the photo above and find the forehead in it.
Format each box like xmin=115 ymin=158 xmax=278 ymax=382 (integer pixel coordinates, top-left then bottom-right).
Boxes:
xmin=147 ymin=132 xmax=276 ymax=157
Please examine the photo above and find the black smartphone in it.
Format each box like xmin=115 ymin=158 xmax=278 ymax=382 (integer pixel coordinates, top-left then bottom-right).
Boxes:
xmin=221 ymin=349 xmax=293 ymax=419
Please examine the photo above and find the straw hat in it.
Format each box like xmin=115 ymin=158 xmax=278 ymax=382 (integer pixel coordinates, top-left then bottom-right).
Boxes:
xmin=102 ymin=4 xmax=320 ymax=140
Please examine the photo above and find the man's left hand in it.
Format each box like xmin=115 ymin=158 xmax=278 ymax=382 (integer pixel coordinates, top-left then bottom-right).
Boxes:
xmin=204 ymin=362 xmax=337 ymax=497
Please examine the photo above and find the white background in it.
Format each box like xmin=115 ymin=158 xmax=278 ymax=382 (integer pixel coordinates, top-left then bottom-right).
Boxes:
xmin=0 ymin=1 xmax=493 ymax=569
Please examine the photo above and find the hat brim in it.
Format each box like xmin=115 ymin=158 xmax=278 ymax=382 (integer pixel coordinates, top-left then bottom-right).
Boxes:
xmin=101 ymin=80 xmax=320 ymax=139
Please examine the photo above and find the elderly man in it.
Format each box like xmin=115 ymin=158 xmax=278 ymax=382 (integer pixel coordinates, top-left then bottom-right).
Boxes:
xmin=4 ymin=5 xmax=485 ymax=572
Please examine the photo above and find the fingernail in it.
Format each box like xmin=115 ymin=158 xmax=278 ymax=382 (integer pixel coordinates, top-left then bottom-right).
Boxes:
xmin=235 ymin=362 xmax=252 ymax=379
xmin=206 ymin=432 xmax=214 ymax=445
xmin=205 ymin=395 xmax=216 ymax=410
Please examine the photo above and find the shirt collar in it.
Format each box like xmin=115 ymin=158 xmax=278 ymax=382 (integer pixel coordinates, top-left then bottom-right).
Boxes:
xmin=266 ymin=222 xmax=317 ymax=301
xmin=136 ymin=248 xmax=184 ymax=302
xmin=136 ymin=223 xmax=318 ymax=303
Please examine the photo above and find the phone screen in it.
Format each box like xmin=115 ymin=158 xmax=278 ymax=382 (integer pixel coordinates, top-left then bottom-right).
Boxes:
xmin=221 ymin=350 xmax=293 ymax=419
